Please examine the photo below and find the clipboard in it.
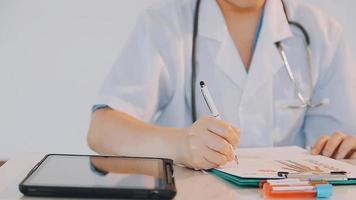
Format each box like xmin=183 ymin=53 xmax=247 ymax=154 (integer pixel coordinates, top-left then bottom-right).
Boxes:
xmin=209 ymin=169 xmax=356 ymax=187
xmin=208 ymin=146 xmax=356 ymax=187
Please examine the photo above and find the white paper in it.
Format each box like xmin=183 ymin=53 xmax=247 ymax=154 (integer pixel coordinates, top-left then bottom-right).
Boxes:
xmin=216 ymin=146 xmax=356 ymax=179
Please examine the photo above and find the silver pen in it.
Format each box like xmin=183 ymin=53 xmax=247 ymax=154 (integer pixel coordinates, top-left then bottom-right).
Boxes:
xmin=200 ymin=81 xmax=239 ymax=165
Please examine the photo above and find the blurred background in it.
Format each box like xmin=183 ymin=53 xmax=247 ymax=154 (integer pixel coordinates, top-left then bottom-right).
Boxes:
xmin=0 ymin=0 xmax=355 ymax=160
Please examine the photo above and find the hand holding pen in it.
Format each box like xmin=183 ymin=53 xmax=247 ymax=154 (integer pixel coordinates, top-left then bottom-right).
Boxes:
xmin=200 ymin=81 xmax=239 ymax=166
xmin=175 ymin=81 xmax=240 ymax=170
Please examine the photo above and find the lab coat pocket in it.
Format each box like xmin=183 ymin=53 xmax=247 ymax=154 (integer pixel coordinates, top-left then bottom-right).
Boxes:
xmin=274 ymin=100 xmax=307 ymax=144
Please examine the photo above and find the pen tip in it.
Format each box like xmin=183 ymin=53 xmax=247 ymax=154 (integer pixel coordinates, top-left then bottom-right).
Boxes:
xmin=200 ymin=81 xmax=205 ymax=87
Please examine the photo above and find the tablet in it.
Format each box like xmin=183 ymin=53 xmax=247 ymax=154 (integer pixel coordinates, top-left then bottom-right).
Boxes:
xmin=19 ymin=154 xmax=176 ymax=199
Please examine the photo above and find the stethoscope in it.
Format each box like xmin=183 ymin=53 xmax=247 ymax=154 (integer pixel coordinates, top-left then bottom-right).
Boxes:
xmin=191 ymin=0 xmax=328 ymax=122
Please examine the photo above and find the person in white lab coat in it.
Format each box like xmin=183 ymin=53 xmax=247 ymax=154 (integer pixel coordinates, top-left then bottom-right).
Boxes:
xmin=88 ymin=0 xmax=356 ymax=170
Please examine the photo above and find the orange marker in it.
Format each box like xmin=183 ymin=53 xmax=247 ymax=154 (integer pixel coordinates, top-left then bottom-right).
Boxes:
xmin=262 ymin=179 xmax=332 ymax=198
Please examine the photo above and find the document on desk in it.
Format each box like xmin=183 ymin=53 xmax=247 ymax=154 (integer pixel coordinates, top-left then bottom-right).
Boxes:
xmin=214 ymin=146 xmax=356 ymax=180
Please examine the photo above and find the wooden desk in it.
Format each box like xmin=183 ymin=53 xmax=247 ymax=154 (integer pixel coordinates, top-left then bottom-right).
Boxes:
xmin=0 ymin=155 xmax=356 ymax=200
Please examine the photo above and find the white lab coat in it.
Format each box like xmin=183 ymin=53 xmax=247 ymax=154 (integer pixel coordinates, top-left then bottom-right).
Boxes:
xmin=96 ymin=0 xmax=356 ymax=147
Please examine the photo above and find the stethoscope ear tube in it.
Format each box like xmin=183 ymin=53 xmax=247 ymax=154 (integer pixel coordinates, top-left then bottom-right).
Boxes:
xmin=281 ymin=0 xmax=310 ymax=46
xmin=191 ymin=0 xmax=201 ymax=123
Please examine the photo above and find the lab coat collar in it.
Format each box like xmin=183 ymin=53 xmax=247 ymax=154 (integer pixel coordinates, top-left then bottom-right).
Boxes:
xmin=199 ymin=0 xmax=293 ymax=90
xmin=198 ymin=0 xmax=226 ymax=42
xmin=262 ymin=0 xmax=293 ymax=43
xmin=198 ymin=0 xmax=248 ymax=88
xmin=244 ymin=0 xmax=294 ymax=95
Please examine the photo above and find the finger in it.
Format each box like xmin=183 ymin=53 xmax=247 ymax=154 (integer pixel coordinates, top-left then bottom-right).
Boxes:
xmin=232 ymin=127 xmax=241 ymax=147
xmin=205 ymin=117 xmax=229 ymax=137
xmin=227 ymin=126 xmax=240 ymax=146
xmin=189 ymin=157 xmax=217 ymax=170
xmin=204 ymin=149 xmax=228 ymax=167
xmin=322 ymin=132 xmax=346 ymax=157
xmin=350 ymin=151 xmax=356 ymax=159
xmin=311 ymin=135 xmax=330 ymax=155
xmin=205 ymin=132 xmax=233 ymax=160
xmin=206 ymin=119 xmax=239 ymax=146
xmin=201 ymin=157 xmax=219 ymax=170
xmin=335 ymin=136 xmax=356 ymax=159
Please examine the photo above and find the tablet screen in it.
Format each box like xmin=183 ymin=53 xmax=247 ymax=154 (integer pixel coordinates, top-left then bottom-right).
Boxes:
xmin=23 ymin=155 xmax=165 ymax=189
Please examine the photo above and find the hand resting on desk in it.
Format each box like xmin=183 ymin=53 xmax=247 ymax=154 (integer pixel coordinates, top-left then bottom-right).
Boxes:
xmin=312 ymin=132 xmax=356 ymax=159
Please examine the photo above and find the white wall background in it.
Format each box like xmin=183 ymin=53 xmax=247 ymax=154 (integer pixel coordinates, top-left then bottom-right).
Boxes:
xmin=0 ymin=0 xmax=355 ymax=160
